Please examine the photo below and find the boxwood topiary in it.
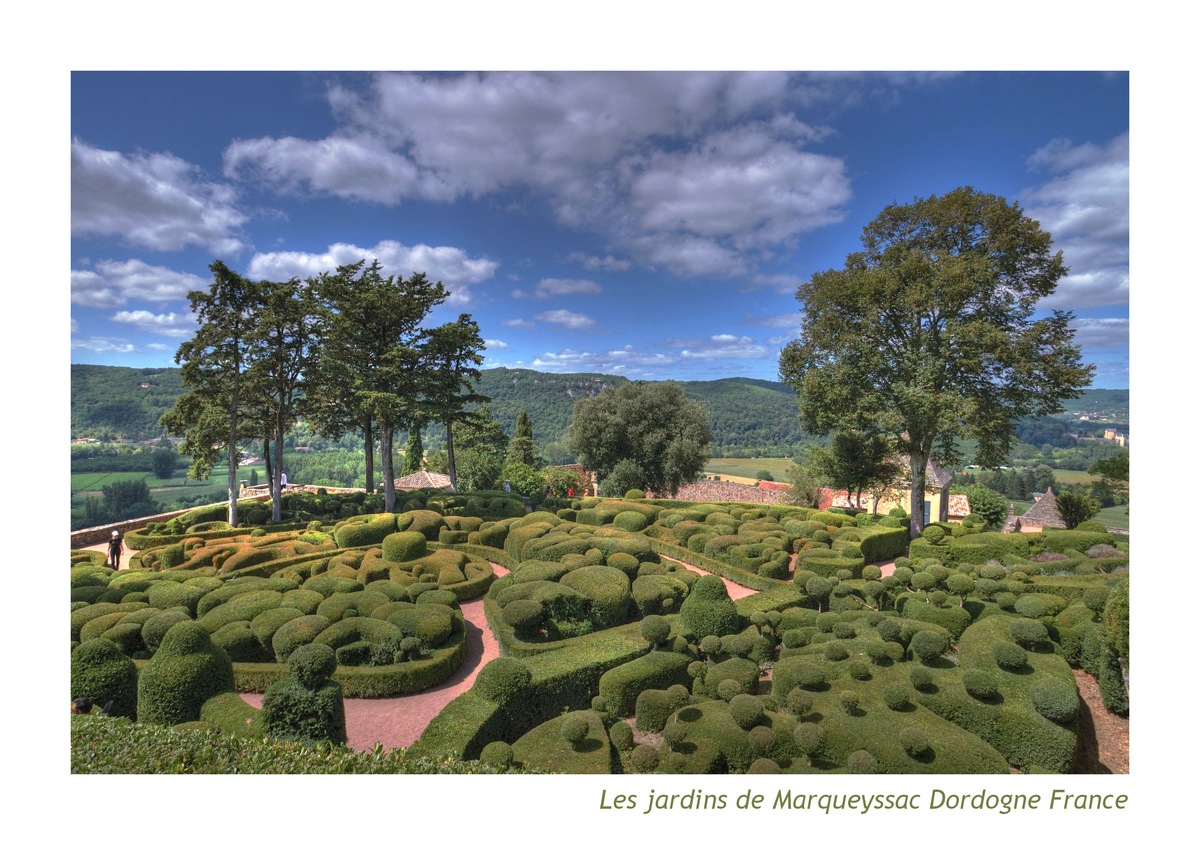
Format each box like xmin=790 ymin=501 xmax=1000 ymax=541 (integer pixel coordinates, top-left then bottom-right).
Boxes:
xmin=992 ymin=641 xmax=1028 ymax=672
xmin=963 ymin=669 xmax=999 ymax=700
xmin=137 ymin=620 xmax=235 ymax=726
xmin=909 ymin=630 xmax=949 ymax=664
xmin=474 ymin=657 xmax=533 ymax=705
xmin=480 ymin=740 xmax=515 ymax=768
xmin=729 ymin=693 xmax=763 ymax=730
xmin=262 ymin=643 xmax=346 ymax=745
xmin=71 ymin=638 xmax=138 ymax=719
xmin=1029 ymin=676 xmax=1080 ymax=724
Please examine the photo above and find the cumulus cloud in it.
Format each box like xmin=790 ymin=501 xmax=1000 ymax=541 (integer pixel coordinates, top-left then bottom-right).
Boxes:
xmin=111 ymin=310 xmax=196 ymax=338
xmin=246 ymin=240 xmax=498 ymax=304
xmin=681 ymin=337 xmax=770 ymax=360
xmin=531 ymin=346 xmax=674 ymax=375
xmin=568 ymin=252 xmax=631 ymax=272
xmin=536 ymin=309 xmax=598 ymax=329
xmin=484 ymin=338 xmax=508 ymax=349
xmin=223 ymin=72 xmax=854 ymax=280
xmin=1072 ymin=317 xmax=1129 ymax=349
xmin=71 ymin=259 xmax=208 ymax=307
xmin=71 ymin=336 xmax=137 ymax=354
xmin=534 ymin=278 xmax=601 ymax=298
xmin=504 ymin=318 xmax=535 ymax=329
xmin=1022 ymin=133 xmax=1128 ymax=309
xmin=72 ymin=138 xmax=247 ymax=253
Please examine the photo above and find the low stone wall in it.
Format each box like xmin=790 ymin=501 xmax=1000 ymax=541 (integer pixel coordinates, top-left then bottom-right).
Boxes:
xmin=70 ymin=493 xmax=273 ymax=549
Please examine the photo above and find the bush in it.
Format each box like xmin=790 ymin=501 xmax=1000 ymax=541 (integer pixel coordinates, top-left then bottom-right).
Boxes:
xmin=910 ymin=666 xmax=934 ymax=692
xmin=262 ymin=643 xmax=347 ymax=745
xmin=679 ymin=575 xmax=740 ymax=639
xmin=909 ymin=630 xmax=949 ymax=664
xmin=381 ymin=530 xmax=428 ymax=562
xmin=70 ymin=638 xmax=138 ymax=719
xmin=963 ymin=669 xmax=999 ymax=700
xmin=640 ymin=615 xmax=671 ymax=648
xmin=899 ymin=727 xmax=930 ymax=758
xmin=729 ymin=694 xmax=763 ymax=730
xmin=1009 ymin=618 xmax=1050 ymax=650
xmin=1029 ymin=676 xmax=1080 ymax=724
xmin=479 ymin=740 xmax=515 ymax=768
xmin=846 ymin=749 xmax=879 ymax=773
xmin=793 ymin=722 xmax=826 ymax=759
xmin=630 ymin=743 xmax=659 ymax=773
xmin=474 ymin=657 xmax=533 ymax=705
xmin=501 ymin=599 xmax=544 ymax=638
xmin=883 ymin=684 xmax=909 ymax=711
xmin=992 ymin=641 xmax=1028 ymax=672
xmin=608 ymin=721 xmax=634 ymax=752
xmin=561 ymin=712 xmax=590 ymax=747
xmin=137 ymin=621 xmax=235 ymax=726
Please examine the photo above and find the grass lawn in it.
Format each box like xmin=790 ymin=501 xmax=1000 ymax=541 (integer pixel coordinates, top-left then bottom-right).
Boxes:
xmin=1094 ymin=504 xmax=1129 ymax=533
xmin=71 ymin=464 xmax=258 ymax=513
xmin=1051 ymin=469 xmax=1102 ymax=484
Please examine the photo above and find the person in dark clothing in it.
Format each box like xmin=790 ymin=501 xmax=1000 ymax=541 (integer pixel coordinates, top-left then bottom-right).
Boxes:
xmin=107 ymin=530 xmax=122 ymax=570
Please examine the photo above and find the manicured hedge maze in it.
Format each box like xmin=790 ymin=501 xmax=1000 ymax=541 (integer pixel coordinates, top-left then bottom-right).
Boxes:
xmin=71 ymin=491 xmax=1129 ymax=774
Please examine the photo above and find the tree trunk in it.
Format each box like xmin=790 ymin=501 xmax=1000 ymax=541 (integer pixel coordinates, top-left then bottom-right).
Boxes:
xmin=380 ymin=422 xmax=395 ymax=512
xmin=363 ymin=417 xmax=375 ymax=492
xmin=445 ymin=419 xmax=458 ymax=491
xmin=226 ymin=404 xmax=240 ymax=528
xmin=909 ymin=450 xmax=929 ymax=538
xmin=272 ymin=416 xmax=285 ymax=523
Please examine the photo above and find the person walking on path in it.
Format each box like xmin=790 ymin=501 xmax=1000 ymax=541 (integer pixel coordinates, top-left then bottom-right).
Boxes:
xmin=107 ymin=530 xmax=122 ymax=570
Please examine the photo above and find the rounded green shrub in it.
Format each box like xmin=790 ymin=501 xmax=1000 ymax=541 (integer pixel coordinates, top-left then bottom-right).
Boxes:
xmin=262 ymin=643 xmax=346 ymax=745
xmin=963 ymin=669 xmax=999 ymax=700
xmin=846 ymin=749 xmax=879 ymax=773
xmin=288 ymin=642 xmax=338 ymax=689
xmin=1030 ymin=677 xmax=1079 ymax=724
xmin=899 ymin=727 xmax=930 ymax=758
xmin=137 ymin=620 xmax=235 ymax=725
xmin=992 ymin=641 xmax=1028 ymax=672
xmin=838 ymin=690 xmax=860 ymax=714
xmin=679 ymin=575 xmax=740 ymax=639
xmin=609 ymin=721 xmax=634 ymax=752
xmin=823 ymin=641 xmax=849 ymax=661
xmin=729 ymin=693 xmax=763 ymax=730
xmin=847 ymin=659 xmax=872 ymax=681
xmin=70 ymin=638 xmax=138 ymax=719
xmin=502 ymin=599 xmax=544 ymax=638
xmin=786 ymin=687 xmax=814 ymax=717
xmin=640 ymin=615 xmax=671 ymax=647
xmin=793 ymin=722 xmax=825 ymax=759
xmin=1014 ymin=595 xmax=1049 ymax=618
xmin=630 ymin=743 xmax=659 ymax=773
xmin=272 ymin=615 xmax=334 ymax=663
xmin=910 ymin=630 xmax=949 ymax=664
xmin=561 ymin=711 xmax=590 ymax=747
xmin=910 ymin=665 xmax=934 ymax=692
xmin=474 ymin=657 xmax=533 ymax=705
xmin=480 ymin=741 xmax=515 ymax=768
xmin=142 ymin=609 xmax=192 ymax=654
xmin=382 ymin=530 xmax=428 ymax=563
xmin=883 ymin=684 xmax=910 ymax=711
xmin=1009 ymin=618 xmax=1050 ymax=650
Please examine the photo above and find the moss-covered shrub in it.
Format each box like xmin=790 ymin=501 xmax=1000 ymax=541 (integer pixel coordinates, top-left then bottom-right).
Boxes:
xmin=70 ymin=638 xmax=138 ymax=719
xmin=474 ymin=657 xmax=533 ymax=705
xmin=992 ymin=641 xmax=1029 ymax=672
xmin=1029 ymin=676 xmax=1080 ymax=724
xmin=137 ymin=621 xmax=235 ymax=725
xmin=678 ymin=575 xmax=740 ymax=639
xmin=909 ymin=629 xmax=949 ymax=664
xmin=262 ymin=643 xmax=346 ymax=745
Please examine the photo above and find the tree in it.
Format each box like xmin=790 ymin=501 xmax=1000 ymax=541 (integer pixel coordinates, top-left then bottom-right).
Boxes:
xmin=312 ymin=261 xmax=448 ymax=511
xmin=1056 ymin=489 xmax=1101 ymax=529
xmin=779 ymin=187 xmax=1094 ymax=537
xmin=1090 ymin=451 xmax=1129 ymax=492
xmin=162 ymin=260 xmax=260 ymax=526
xmin=783 ymin=456 xmax=826 ymax=508
xmin=246 ymin=277 xmax=318 ymax=522
xmin=419 ymin=314 xmax=488 ymax=491
xmin=506 ymin=408 xmax=541 ymax=468
xmin=567 ymin=381 xmax=711 ymax=498
xmin=964 ymin=484 xmax=1008 ymax=529
xmin=402 ymin=424 xmax=424 ymax=476
xmin=150 ymin=445 xmax=178 ymax=479
xmin=808 ymin=430 xmax=898 ymax=510
xmin=452 ymin=409 xmax=508 ymax=492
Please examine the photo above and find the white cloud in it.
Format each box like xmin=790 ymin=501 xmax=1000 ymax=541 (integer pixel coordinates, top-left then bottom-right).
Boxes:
xmin=223 ymin=73 xmax=853 ymax=280
xmin=111 ymin=310 xmax=196 ymax=337
xmin=246 ymin=240 xmax=498 ymax=304
xmin=681 ymin=339 xmax=770 ymax=360
xmin=71 ymin=259 xmax=208 ymax=307
xmin=536 ymin=309 xmax=598 ymax=329
xmin=71 ymin=336 xmax=136 ymax=354
xmin=568 ymin=252 xmax=631 ymax=272
xmin=72 ymin=138 xmax=247 ymax=253
xmin=534 ymin=278 xmax=601 ymax=298
xmin=484 ymin=338 xmax=508 ymax=349
xmin=1022 ymin=133 xmax=1128 ymax=309
xmin=531 ymin=347 xmax=674 ymax=375
xmin=504 ymin=318 xmax=535 ymax=329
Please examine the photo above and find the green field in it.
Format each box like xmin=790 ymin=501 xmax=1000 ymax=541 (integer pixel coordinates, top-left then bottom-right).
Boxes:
xmin=702 ymin=457 xmax=795 ymax=482
xmin=71 ymin=464 xmax=257 ymax=511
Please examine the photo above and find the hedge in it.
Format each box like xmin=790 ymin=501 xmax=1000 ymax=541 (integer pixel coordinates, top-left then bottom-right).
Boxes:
xmin=598 ymin=650 xmax=693 ymax=716
xmin=137 ymin=621 xmax=236 ymax=725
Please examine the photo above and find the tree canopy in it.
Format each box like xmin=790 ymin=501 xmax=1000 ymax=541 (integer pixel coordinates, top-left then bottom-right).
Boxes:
xmin=567 ymin=381 xmax=711 ymax=497
xmin=779 ymin=187 xmax=1094 ymax=537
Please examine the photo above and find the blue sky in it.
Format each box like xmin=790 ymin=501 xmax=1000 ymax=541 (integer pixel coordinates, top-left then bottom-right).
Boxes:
xmin=70 ymin=71 xmax=1129 ymax=388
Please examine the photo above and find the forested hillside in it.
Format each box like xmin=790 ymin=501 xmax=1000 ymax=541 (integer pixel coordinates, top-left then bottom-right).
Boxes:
xmin=69 ymin=363 xmax=1126 ymax=461
xmin=71 ymin=365 xmax=185 ymax=441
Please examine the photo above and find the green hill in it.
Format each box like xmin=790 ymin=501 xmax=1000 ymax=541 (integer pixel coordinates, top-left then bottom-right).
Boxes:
xmin=70 ymin=365 xmax=185 ymax=442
